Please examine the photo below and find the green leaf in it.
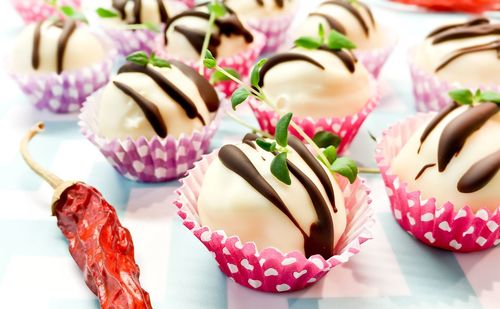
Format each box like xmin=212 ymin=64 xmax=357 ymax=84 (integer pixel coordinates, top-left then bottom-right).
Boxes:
xmin=313 ymin=131 xmax=341 ymax=148
xmin=126 ymin=51 xmax=149 ymax=66
xmin=250 ymin=58 xmax=268 ymax=88
xmin=318 ymin=23 xmax=325 ymax=44
xmin=327 ymin=29 xmax=356 ymax=50
xmin=210 ymin=68 xmax=240 ymax=84
xmin=271 ymin=152 xmax=291 ymax=185
xmin=294 ymin=36 xmax=322 ymax=49
xmin=231 ymin=87 xmax=249 ymax=110
xmin=143 ymin=21 xmax=161 ymax=32
xmin=449 ymin=89 xmax=474 ymax=105
xmin=479 ymin=91 xmax=500 ymax=104
xmin=203 ymin=50 xmax=216 ymax=69
xmin=323 ymin=146 xmax=337 ymax=165
xmin=256 ymin=139 xmax=277 ymax=152
xmin=96 ymin=7 xmax=118 ymax=18
xmin=208 ymin=2 xmax=227 ymax=18
xmin=330 ymin=157 xmax=358 ymax=184
xmin=151 ymin=58 xmax=171 ymax=68
xmin=275 ymin=112 xmax=293 ymax=147
xmin=60 ymin=5 xmax=75 ymax=17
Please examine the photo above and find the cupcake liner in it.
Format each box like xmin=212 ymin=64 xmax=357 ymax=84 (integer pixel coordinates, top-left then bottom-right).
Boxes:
xmin=102 ymin=28 xmax=158 ymax=56
xmin=176 ymin=0 xmax=195 ymax=8
xmin=249 ymin=81 xmax=380 ymax=154
xmin=154 ymin=31 xmax=266 ymax=97
xmin=409 ymin=52 xmax=500 ymax=112
xmin=10 ymin=0 xmax=81 ymax=24
xmin=79 ymin=90 xmax=222 ymax=183
xmin=174 ymin=151 xmax=374 ymax=293
xmin=356 ymin=39 xmax=397 ymax=79
xmin=8 ymin=35 xmax=117 ymax=114
xmin=375 ymin=113 xmax=500 ymax=252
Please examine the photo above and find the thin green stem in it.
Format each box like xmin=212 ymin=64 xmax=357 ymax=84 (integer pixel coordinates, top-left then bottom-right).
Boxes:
xmin=198 ymin=1 xmax=218 ymax=74
xmin=215 ymin=66 xmax=262 ymax=98
xmin=359 ymin=167 xmax=380 ymax=174
xmin=225 ymin=111 xmax=272 ymax=138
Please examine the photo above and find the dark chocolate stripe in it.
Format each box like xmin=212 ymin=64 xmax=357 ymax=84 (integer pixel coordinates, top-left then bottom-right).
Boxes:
xmin=318 ymin=45 xmax=356 ymax=73
xmin=436 ymin=40 xmax=500 ymax=72
xmin=56 ymin=20 xmax=77 ymax=74
xmin=133 ymin=0 xmax=142 ymax=24
xmin=458 ymin=150 xmax=500 ymax=193
xmin=415 ymin=163 xmax=435 ymax=180
xmin=259 ymin=53 xmax=325 ymax=87
xmin=113 ymin=81 xmax=167 ymax=138
xmin=218 ymin=145 xmax=306 ymax=235
xmin=118 ymin=63 xmax=206 ymax=125
xmin=32 ymin=21 xmax=42 ymax=70
xmin=320 ymin=0 xmax=370 ymax=37
xmin=359 ymin=1 xmax=375 ymax=26
xmin=112 ymin=0 xmax=127 ymax=20
xmin=432 ymin=24 xmax=500 ymax=45
xmin=438 ymin=103 xmax=499 ymax=172
xmin=170 ymin=60 xmax=220 ymax=113
xmin=419 ymin=102 xmax=459 ymax=153
xmin=256 ymin=0 xmax=284 ymax=7
xmin=173 ymin=25 xmax=221 ymax=57
xmin=242 ymin=133 xmax=258 ymax=149
xmin=427 ymin=17 xmax=489 ymax=38
xmin=309 ymin=12 xmax=346 ymax=35
xmin=157 ymin=0 xmax=169 ymax=23
xmin=288 ymin=136 xmax=337 ymax=212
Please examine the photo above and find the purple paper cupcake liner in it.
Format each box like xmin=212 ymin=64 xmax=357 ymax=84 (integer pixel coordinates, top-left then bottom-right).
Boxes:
xmin=356 ymin=39 xmax=397 ymax=79
xmin=10 ymin=0 xmax=81 ymax=24
xmin=79 ymin=90 xmax=223 ymax=183
xmin=102 ymin=28 xmax=158 ymax=56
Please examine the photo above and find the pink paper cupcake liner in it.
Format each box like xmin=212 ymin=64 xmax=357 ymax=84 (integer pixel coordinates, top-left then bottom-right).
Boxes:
xmin=375 ymin=113 xmax=500 ymax=252
xmin=356 ymin=40 xmax=397 ymax=79
xmin=409 ymin=53 xmax=500 ymax=112
xmin=8 ymin=36 xmax=117 ymax=114
xmin=154 ymin=31 xmax=266 ymax=97
xmin=249 ymin=82 xmax=380 ymax=154
xmin=174 ymin=151 xmax=374 ymax=293
xmin=102 ymin=28 xmax=159 ymax=56
xmin=10 ymin=0 xmax=81 ymax=24
xmin=79 ymin=90 xmax=222 ymax=183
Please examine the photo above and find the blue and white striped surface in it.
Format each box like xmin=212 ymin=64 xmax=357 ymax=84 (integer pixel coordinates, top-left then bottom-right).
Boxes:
xmin=1 ymin=1 xmax=499 ymax=308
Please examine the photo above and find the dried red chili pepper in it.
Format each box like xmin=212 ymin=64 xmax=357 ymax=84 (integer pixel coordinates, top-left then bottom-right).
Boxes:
xmin=21 ymin=122 xmax=153 ymax=309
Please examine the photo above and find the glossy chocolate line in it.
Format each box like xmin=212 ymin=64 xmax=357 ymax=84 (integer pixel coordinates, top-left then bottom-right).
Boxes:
xmin=415 ymin=163 xmax=435 ymax=180
xmin=31 ymin=21 xmax=42 ymax=70
xmin=288 ymin=136 xmax=337 ymax=212
xmin=427 ymin=17 xmax=489 ymax=38
xmin=359 ymin=1 xmax=375 ymax=26
xmin=118 ymin=63 xmax=206 ymax=125
xmin=256 ymin=0 xmax=284 ymax=7
xmin=113 ymin=81 xmax=167 ymax=138
xmin=432 ymin=24 xmax=500 ymax=45
xmin=438 ymin=103 xmax=499 ymax=172
xmin=242 ymin=133 xmax=258 ymax=149
xmin=133 ymin=0 xmax=142 ymax=24
xmin=458 ymin=150 xmax=500 ymax=193
xmin=216 ymin=15 xmax=254 ymax=43
xmin=436 ymin=40 xmax=500 ymax=72
xmin=56 ymin=20 xmax=77 ymax=74
xmin=170 ymin=60 xmax=220 ymax=113
xmin=309 ymin=12 xmax=346 ymax=35
xmin=258 ymin=53 xmax=325 ymax=87
xmin=173 ymin=25 xmax=221 ymax=57
xmin=419 ymin=102 xmax=458 ymax=153
xmin=320 ymin=0 xmax=370 ymax=36
xmin=165 ymin=11 xmax=210 ymax=44
xmin=157 ymin=0 xmax=169 ymax=23
xmin=218 ymin=145 xmax=306 ymax=236
xmin=112 ymin=0 xmax=127 ymax=20
xmin=318 ymin=46 xmax=356 ymax=73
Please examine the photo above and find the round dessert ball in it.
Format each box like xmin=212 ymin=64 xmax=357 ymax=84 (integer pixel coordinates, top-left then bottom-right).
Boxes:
xmin=198 ymin=134 xmax=347 ymax=258
xmin=224 ymin=0 xmax=297 ymax=18
xmin=414 ymin=17 xmax=500 ymax=85
xmin=259 ymin=47 xmax=374 ymax=118
xmin=296 ymin=0 xmax=385 ymax=50
xmin=98 ymin=60 xmax=220 ymax=139
xmin=106 ymin=0 xmax=175 ymax=25
xmin=12 ymin=19 xmax=106 ymax=74
xmin=391 ymin=103 xmax=500 ymax=211
xmin=162 ymin=9 xmax=254 ymax=61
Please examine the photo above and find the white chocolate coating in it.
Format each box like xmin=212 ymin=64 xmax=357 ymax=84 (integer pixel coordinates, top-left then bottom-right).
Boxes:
xmin=12 ymin=21 xmax=105 ymax=74
xmin=296 ymin=1 xmax=385 ymax=50
xmin=414 ymin=21 xmax=500 ymax=85
xmin=98 ymin=64 xmax=213 ymax=139
xmin=391 ymin=105 xmax=500 ymax=211
xmin=261 ymin=47 xmax=374 ymax=118
xmin=225 ymin=0 xmax=296 ymax=18
xmin=198 ymin=141 xmax=347 ymax=255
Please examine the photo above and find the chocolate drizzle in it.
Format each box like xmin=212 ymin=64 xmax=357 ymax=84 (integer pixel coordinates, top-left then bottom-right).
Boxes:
xmin=438 ymin=103 xmax=498 ymax=172
xmin=174 ymin=25 xmax=221 ymax=57
xmin=133 ymin=0 xmax=142 ymax=24
xmin=436 ymin=40 xmax=500 ymax=72
xmin=55 ymin=19 xmax=77 ymax=74
xmin=419 ymin=102 xmax=459 ymax=153
xmin=113 ymin=80 xmax=168 ymax=138
xmin=415 ymin=163 xmax=435 ymax=180
xmin=427 ymin=17 xmax=489 ymax=38
xmin=31 ymin=22 xmax=42 ymax=70
xmin=458 ymin=150 xmax=500 ymax=193
xmin=259 ymin=53 xmax=325 ymax=87
xmin=112 ymin=0 xmax=169 ymax=24
xmin=320 ymin=0 xmax=371 ymax=37
xmin=309 ymin=12 xmax=346 ymax=35
xmin=318 ymin=45 xmax=357 ymax=72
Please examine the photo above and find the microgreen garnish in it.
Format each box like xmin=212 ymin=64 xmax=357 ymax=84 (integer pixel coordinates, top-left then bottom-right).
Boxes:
xmin=198 ymin=0 xmax=227 ymax=74
xmin=294 ymin=24 xmax=325 ymax=50
xmin=275 ymin=113 xmax=292 ymax=147
xmin=59 ymin=5 xmax=88 ymax=23
xmin=203 ymin=50 xmax=217 ymax=69
xmin=210 ymin=68 xmax=240 ymax=84
xmin=330 ymin=157 xmax=358 ymax=184
xmin=231 ymin=87 xmax=250 ymax=110
xmin=313 ymin=131 xmax=341 ymax=149
xmin=295 ymin=23 xmax=356 ymax=51
xmin=96 ymin=7 xmax=119 ymax=18
xmin=327 ymin=30 xmax=356 ymax=50
xmin=271 ymin=152 xmax=291 ymax=185
xmin=126 ymin=51 xmax=171 ymax=68
xmin=449 ymin=89 xmax=500 ymax=105
xmin=250 ymin=59 xmax=268 ymax=88
xmin=322 ymin=146 xmax=337 ymax=166
xmin=256 ymin=139 xmax=277 ymax=152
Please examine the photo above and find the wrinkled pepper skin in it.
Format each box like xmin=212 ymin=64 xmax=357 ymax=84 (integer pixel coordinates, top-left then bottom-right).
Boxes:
xmin=54 ymin=183 xmax=152 ymax=309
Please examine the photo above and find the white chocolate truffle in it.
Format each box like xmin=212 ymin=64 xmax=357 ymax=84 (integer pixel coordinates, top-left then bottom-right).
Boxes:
xmin=260 ymin=47 xmax=374 ymax=118
xmin=296 ymin=0 xmax=385 ymax=50
xmin=98 ymin=60 xmax=220 ymax=139
xmin=106 ymin=0 xmax=174 ymax=25
xmin=414 ymin=17 xmax=500 ymax=86
xmin=391 ymin=103 xmax=500 ymax=212
xmin=198 ymin=135 xmax=347 ymax=257
xmin=12 ymin=20 xmax=105 ymax=74
xmin=224 ymin=0 xmax=296 ymax=18
xmin=162 ymin=10 xmax=254 ymax=61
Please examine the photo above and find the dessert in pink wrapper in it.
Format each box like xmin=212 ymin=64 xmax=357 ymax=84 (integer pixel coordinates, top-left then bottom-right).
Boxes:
xmin=10 ymin=0 xmax=81 ymax=24
xmin=8 ymin=19 xmax=116 ymax=113
xmin=174 ymin=140 xmax=374 ymax=292
xmin=376 ymin=95 xmax=500 ymax=252
xmin=410 ymin=17 xmax=500 ymax=112
xmin=79 ymin=55 xmax=223 ymax=182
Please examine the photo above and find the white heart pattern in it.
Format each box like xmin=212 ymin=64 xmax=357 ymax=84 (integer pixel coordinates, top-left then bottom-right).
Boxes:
xmin=307 ymin=278 xmax=317 ymax=283
xmin=494 ymin=239 xmax=500 ymax=246
xmin=449 ymin=240 xmax=462 ymax=250
xmin=463 ymin=226 xmax=475 ymax=236
xmin=310 ymin=258 xmax=324 ymax=270
xmin=200 ymin=231 xmax=211 ymax=242
xmin=436 ymin=207 xmax=446 ymax=218
xmin=241 ymin=259 xmax=254 ymax=271
xmin=293 ymin=270 xmax=307 ymax=279
xmin=248 ymin=279 xmax=262 ymax=289
xmin=276 ymin=284 xmax=291 ymax=292
xmin=439 ymin=221 xmax=452 ymax=232
xmin=407 ymin=213 xmax=416 ymax=226
xmin=227 ymin=263 xmax=238 ymax=274
xmin=394 ymin=209 xmax=402 ymax=220
xmin=454 ymin=209 xmax=467 ymax=220
xmin=223 ymin=247 xmax=231 ymax=255
xmin=421 ymin=213 xmax=434 ymax=222
xmin=424 ymin=232 xmax=436 ymax=243
xmin=487 ymin=221 xmax=499 ymax=233
xmin=476 ymin=209 xmax=489 ymax=221
xmin=476 ymin=237 xmax=487 ymax=246
xmin=281 ymin=257 xmax=297 ymax=266
xmin=264 ymin=268 xmax=278 ymax=277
